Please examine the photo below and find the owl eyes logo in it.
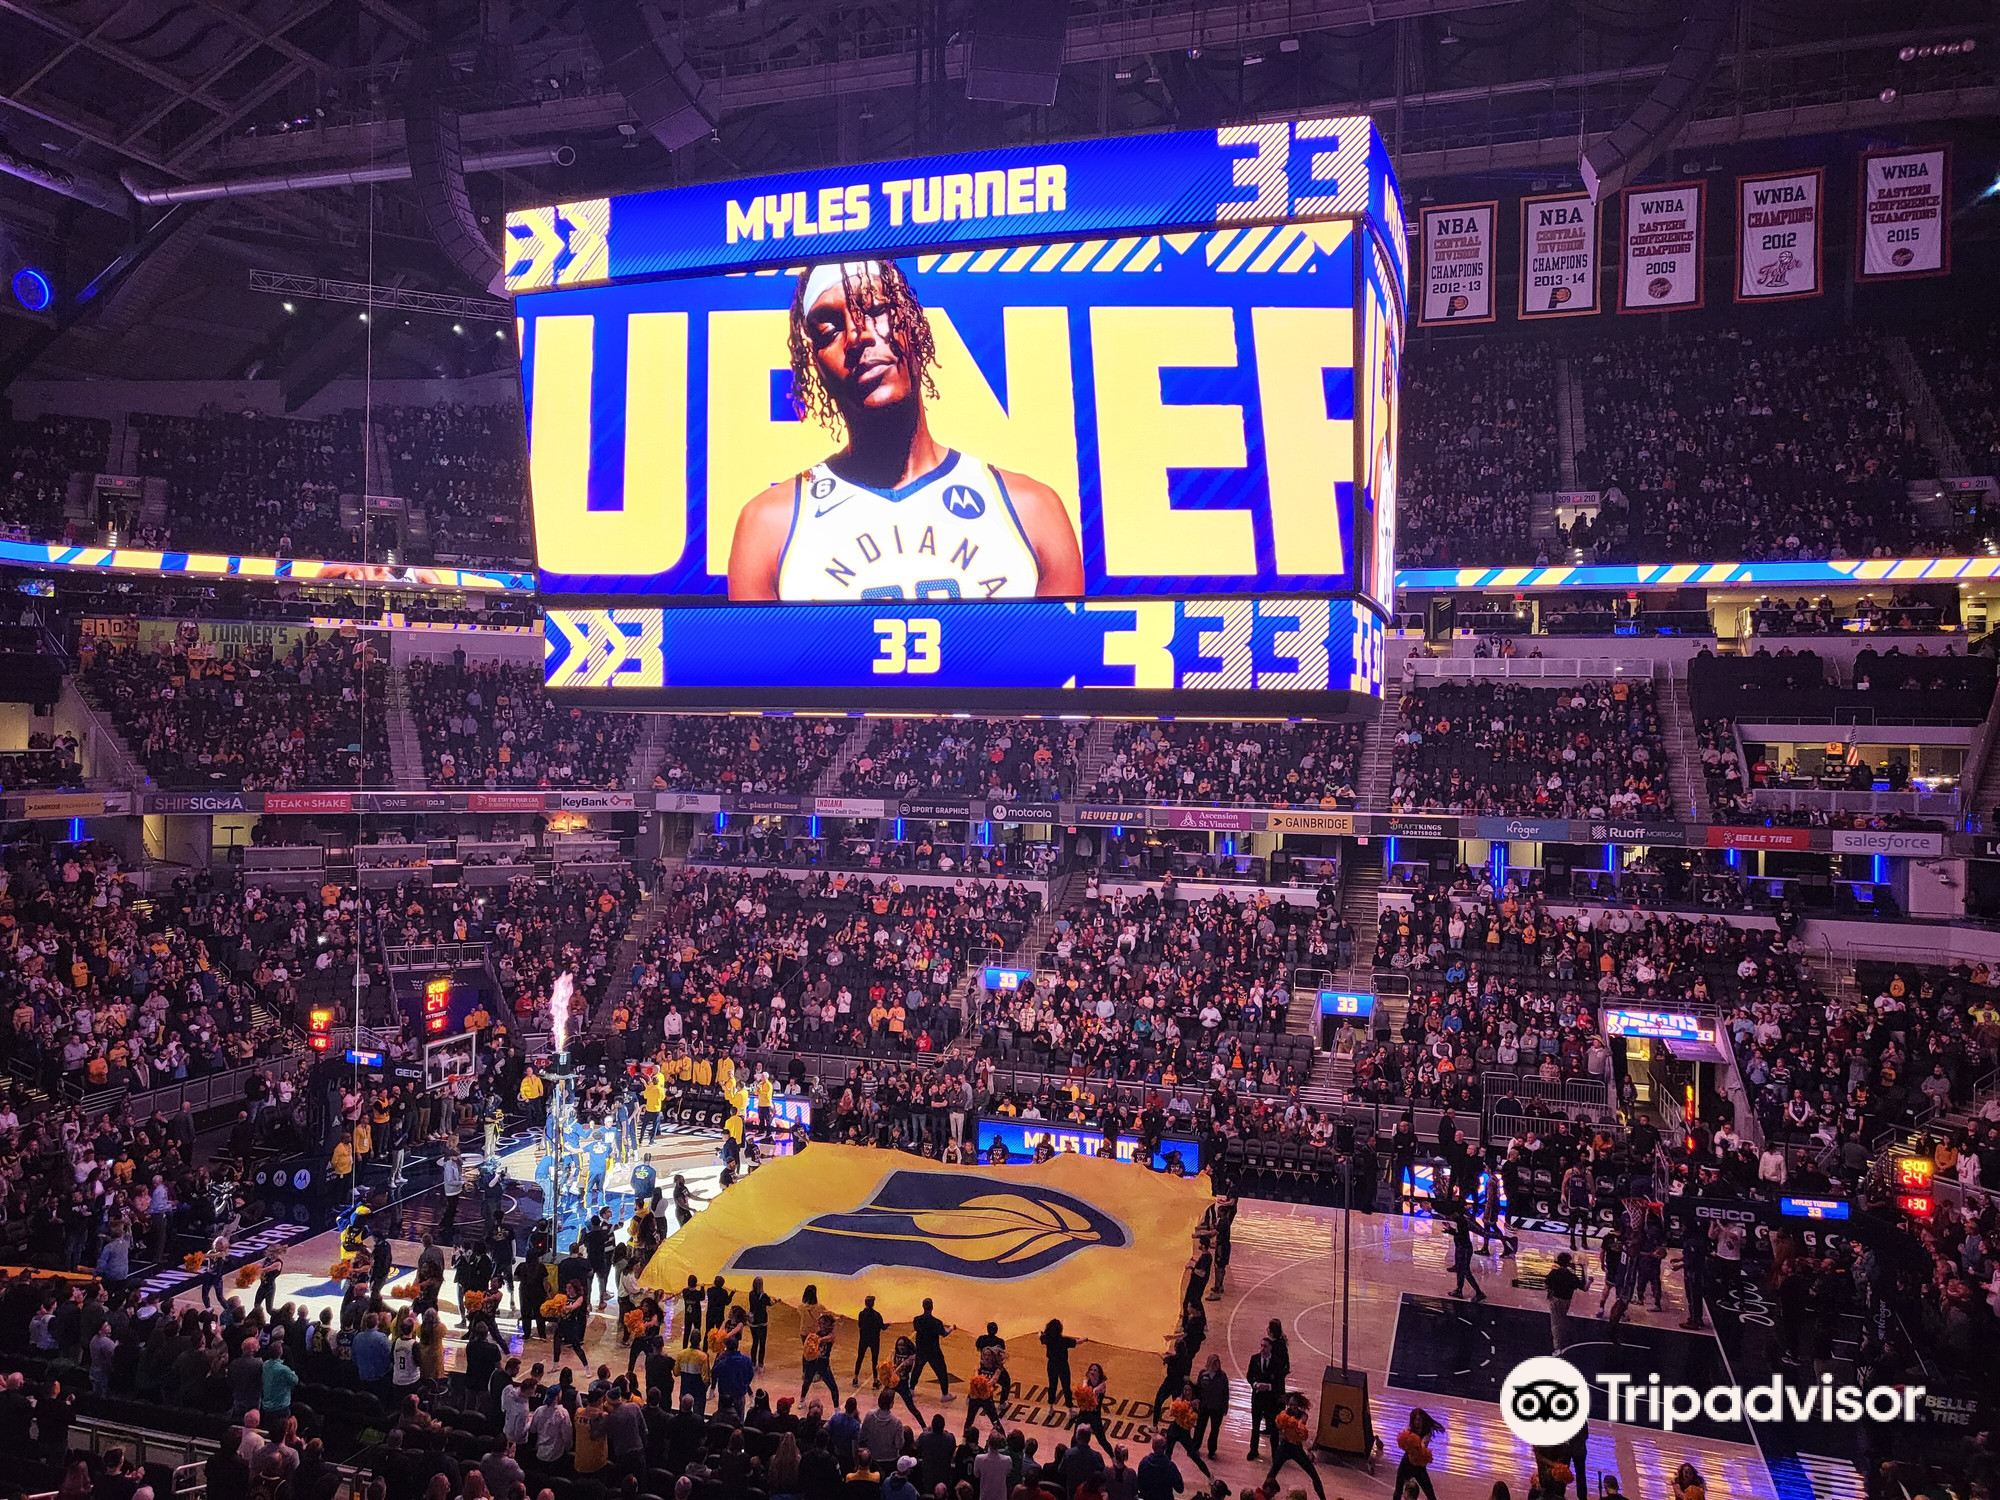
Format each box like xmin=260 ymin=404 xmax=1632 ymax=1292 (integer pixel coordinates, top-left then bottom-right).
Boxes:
xmin=731 ymin=1170 xmax=1126 ymax=1279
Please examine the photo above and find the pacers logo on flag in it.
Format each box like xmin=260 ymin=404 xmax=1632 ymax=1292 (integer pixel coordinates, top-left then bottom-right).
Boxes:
xmin=731 ymin=1170 xmax=1126 ymax=1279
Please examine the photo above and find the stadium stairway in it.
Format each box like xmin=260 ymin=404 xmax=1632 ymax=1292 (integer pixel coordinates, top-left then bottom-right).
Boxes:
xmin=63 ymin=679 xmax=149 ymax=791
xmin=384 ymin=668 xmax=426 ymax=789
xmin=625 ymin=715 xmax=675 ymax=792
xmin=590 ymin=886 xmax=667 ymax=1036
xmin=1358 ymin=676 xmax=1400 ymax=809
xmin=1072 ymin=718 xmax=1122 ymax=791
xmin=1554 ymin=354 xmax=1584 ymax=491
xmin=1663 ymin=672 xmax=1711 ymax=821
xmin=1884 ymin=333 xmax=1970 ymax=480
xmin=815 ymin=718 xmax=878 ymax=796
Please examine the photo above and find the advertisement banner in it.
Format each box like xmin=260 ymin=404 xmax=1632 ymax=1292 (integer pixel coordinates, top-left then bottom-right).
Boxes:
xmin=1375 ymin=814 xmax=1460 ymax=841
xmin=973 ymin=1117 xmax=1203 ymax=1173
xmin=467 ymin=792 xmax=547 ymax=813
xmin=1858 ymin=145 xmax=1949 ymax=280
xmin=22 ymin=791 xmax=129 ymax=819
xmin=372 ymin=793 xmax=457 ymax=813
xmin=1618 ymin=180 xmax=1704 ymax=312
xmin=985 ymin=800 xmax=1060 ymax=824
xmin=814 ymin=797 xmax=889 ymax=819
xmin=1264 ymin=809 xmax=1358 ymax=835
xmin=1706 ymin=826 xmax=1812 ymax=852
xmin=1160 ymin=806 xmax=1257 ymax=833
xmin=143 ymin=790 xmax=258 ymax=814
xmin=1417 ymin=201 xmax=1498 ymax=325
xmin=1974 ymin=837 xmax=2000 ymax=862
xmin=732 ymin=793 xmax=804 ymax=816
xmin=1736 ymin=168 xmax=1822 ymax=301
xmin=895 ymin=796 xmax=974 ymax=820
xmin=558 ymin=791 xmax=636 ymax=812
xmin=655 ymin=791 xmax=723 ymax=813
xmin=1829 ymin=829 xmax=1944 ymax=857
xmin=1584 ymin=819 xmax=1686 ymax=846
xmin=1473 ymin=816 xmax=1573 ymax=842
xmin=263 ymin=792 xmax=355 ymax=815
xmin=1068 ymin=804 xmax=1135 ymax=827
xmin=1518 ymin=191 xmax=1601 ymax=319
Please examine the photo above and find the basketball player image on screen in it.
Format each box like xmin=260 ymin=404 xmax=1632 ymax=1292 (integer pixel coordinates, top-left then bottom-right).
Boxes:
xmin=727 ymin=259 xmax=1084 ymax=601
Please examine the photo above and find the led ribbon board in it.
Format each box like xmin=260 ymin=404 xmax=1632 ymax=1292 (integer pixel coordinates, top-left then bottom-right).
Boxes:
xmin=514 ymin=119 xmax=1403 ymax=712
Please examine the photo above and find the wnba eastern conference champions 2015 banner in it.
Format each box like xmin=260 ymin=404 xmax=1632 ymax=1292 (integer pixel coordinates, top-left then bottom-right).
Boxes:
xmin=1859 ymin=145 xmax=1950 ymax=279
xmin=639 ymin=1144 xmax=1208 ymax=1346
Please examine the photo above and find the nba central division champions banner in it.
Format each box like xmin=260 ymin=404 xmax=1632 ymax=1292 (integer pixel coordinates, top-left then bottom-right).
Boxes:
xmin=639 ymin=1145 xmax=1208 ymax=1347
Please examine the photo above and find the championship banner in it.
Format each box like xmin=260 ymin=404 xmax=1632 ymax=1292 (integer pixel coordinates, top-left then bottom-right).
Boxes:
xmin=1417 ymin=201 xmax=1497 ymax=324
xmin=1736 ymin=168 xmax=1822 ymax=301
xmin=1518 ymin=191 xmax=1601 ymax=319
xmin=1618 ymin=181 xmax=1703 ymax=312
xmin=638 ymin=1145 xmax=1207 ymax=1346
xmin=1858 ymin=146 xmax=1949 ymax=280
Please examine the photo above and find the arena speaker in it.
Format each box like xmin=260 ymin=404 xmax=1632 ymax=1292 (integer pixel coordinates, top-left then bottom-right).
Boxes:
xmin=582 ymin=2 xmax=716 ymax=154
xmin=406 ymin=96 xmax=502 ymax=294
xmin=965 ymin=0 xmax=1069 ymax=106
xmin=1580 ymin=0 xmax=1736 ymax=203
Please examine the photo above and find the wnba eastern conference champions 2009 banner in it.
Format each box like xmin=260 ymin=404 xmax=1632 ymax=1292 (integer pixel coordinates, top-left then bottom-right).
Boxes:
xmin=639 ymin=1145 xmax=1208 ymax=1347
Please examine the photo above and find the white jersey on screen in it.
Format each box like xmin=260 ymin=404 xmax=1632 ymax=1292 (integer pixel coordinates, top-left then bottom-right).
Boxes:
xmin=774 ymin=448 xmax=1040 ymax=602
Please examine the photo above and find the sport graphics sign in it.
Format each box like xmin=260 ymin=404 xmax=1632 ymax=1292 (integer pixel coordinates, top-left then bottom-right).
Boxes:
xmin=1736 ymin=168 xmax=1822 ymax=301
xmin=1618 ymin=181 xmax=1704 ymax=311
xmin=1858 ymin=146 xmax=1948 ymax=279
xmin=1518 ymin=192 xmax=1600 ymax=318
xmin=1417 ymin=201 xmax=1497 ymax=324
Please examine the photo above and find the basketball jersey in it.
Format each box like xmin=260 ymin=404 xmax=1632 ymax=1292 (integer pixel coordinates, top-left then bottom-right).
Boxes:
xmin=776 ymin=449 xmax=1041 ymax=602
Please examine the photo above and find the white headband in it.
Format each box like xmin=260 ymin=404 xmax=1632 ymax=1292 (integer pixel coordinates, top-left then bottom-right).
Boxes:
xmin=800 ymin=259 xmax=884 ymax=310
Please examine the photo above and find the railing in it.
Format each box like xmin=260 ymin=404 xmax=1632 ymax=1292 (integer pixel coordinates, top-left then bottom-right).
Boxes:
xmin=1747 ymin=785 xmax=1960 ymax=819
xmin=118 ymin=1053 xmax=308 ymax=1126
xmin=1407 ymin=656 xmax=1655 ymax=682
xmin=383 ymin=940 xmax=488 ymax=970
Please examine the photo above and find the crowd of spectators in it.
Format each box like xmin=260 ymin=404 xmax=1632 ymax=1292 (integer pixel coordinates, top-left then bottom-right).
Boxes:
xmin=974 ymin=888 xmax=1310 ymax=1090
xmin=0 ymin=416 xmax=108 ymax=538
xmin=654 ymin=719 xmax=846 ymax=797
xmin=1917 ymin=321 xmax=2000 ymax=484
xmin=0 ymin=736 xmax=84 ymax=792
xmin=607 ymin=867 xmax=1041 ymax=1064
xmin=1087 ymin=722 xmax=1364 ymax=808
xmin=82 ymin=634 xmax=390 ymax=790
xmin=1569 ymin=327 xmax=1925 ymax=562
xmin=1395 ymin=339 xmax=1559 ymax=567
xmin=840 ymin=720 xmax=1077 ymax=801
xmin=406 ymin=659 xmax=641 ymax=789
xmin=1696 ymin=717 xmax=1748 ymax=820
xmin=1750 ymin=592 xmax=1948 ymax=636
xmin=379 ymin=403 xmax=531 ymax=565
xmin=133 ymin=410 xmax=362 ymax=558
xmin=1389 ymin=679 xmax=1671 ymax=819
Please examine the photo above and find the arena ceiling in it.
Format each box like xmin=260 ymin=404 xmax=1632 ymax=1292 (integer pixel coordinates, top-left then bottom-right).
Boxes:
xmin=0 ymin=0 xmax=1993 ymax=389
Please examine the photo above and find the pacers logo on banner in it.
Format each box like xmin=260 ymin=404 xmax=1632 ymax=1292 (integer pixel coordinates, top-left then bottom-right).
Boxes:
xmin=731 ymin=1169 xmax=1126 ymax=1278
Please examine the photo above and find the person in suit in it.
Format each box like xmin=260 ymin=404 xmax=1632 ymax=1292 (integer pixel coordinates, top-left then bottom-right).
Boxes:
xmin=1245 ymin=1336 xmax=1280 ymax=1462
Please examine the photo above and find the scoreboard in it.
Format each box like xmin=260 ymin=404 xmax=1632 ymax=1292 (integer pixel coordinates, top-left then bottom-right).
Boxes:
xmin=513 ymin=119 xmax=1404 ymax=712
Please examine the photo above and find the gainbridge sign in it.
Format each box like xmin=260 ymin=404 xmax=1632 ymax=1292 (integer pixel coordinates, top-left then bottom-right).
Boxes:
xmin=641 ymin=1144 xmax=1207 ymax=1345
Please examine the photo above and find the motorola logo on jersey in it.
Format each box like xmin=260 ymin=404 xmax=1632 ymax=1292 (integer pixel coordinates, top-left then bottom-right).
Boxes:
xmin=941 ymin=484 xmax=985 ymax=518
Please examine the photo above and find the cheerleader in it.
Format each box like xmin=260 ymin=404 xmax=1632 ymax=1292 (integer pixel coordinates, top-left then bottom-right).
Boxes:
xmin=1267 ymin=1390 xmax=1328 ymax=1499
xmin=1071 ymin=1363 xmax=1114 ymax=1457
xmin=882 ymin=1335 xmax=926 ymax=1424
xmin=963 ymin=1344 xmax=1007 ymax=1441
xmin=1159 ymin=1380 xmax=1212 ymax=1478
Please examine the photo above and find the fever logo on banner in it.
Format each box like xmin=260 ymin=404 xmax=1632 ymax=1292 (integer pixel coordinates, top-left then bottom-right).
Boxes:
xmin=1618 ymin=180 xmax=1703 ymax=312
xmin=1518 ymin=192 xmax=1600 ymax=318
xmin=1736 ymin=168 xmax=1822 ymax=301
xmin=1417 ymin=202 xmax=1497 ymax=325
xmin=1858 ymin=146 xmax=1949 ymax=280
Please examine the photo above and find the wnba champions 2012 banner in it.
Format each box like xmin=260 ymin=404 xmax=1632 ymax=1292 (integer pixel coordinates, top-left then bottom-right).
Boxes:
xmin=1518 ymin=191 xmax=1600 ymax=319
xmin=637 ymin=1144 xmax=1208 ymax=1346
xmin=1618 ymin=181 xmax=1703 ymax=312
xmin=1417 ymin=202 xmax=1497 ymax=324
xmin=1858 ymin=145 xmax=1949 ymax=280
xmin=1736 ymin=168 xmax=1822 ymax=301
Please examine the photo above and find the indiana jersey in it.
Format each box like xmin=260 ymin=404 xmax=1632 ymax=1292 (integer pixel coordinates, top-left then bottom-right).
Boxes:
xmin=775 ymin=449 xmax=1041 ymax=601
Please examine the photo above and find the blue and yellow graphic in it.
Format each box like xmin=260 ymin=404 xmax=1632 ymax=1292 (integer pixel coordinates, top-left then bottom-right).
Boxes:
xmin=639 ymin=1144 xmax=1208 ymax=1345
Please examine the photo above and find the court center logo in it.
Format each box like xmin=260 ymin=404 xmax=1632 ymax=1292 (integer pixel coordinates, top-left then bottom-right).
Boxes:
xmin=1501 ymin=1356 xmax=1592 ymax=1446
xmin=730 ymin=1168 xmax=1126 ymax=1279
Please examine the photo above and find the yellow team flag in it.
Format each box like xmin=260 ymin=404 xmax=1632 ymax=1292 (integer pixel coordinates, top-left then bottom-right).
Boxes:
xmin=640 ymin=1143 xmax=1206 ymax=1347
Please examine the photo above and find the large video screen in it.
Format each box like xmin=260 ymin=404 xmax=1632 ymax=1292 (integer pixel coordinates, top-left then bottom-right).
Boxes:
xmin=516 ymin=120 xmax=1403 ymax=711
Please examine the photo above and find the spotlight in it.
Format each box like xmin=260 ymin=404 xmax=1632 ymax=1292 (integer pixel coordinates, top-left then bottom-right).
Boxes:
xmin=452 ymin=323 xmax=464 ymax=334
xmin=358 ymin=311 xmax=369 ymax=322
xmin=494 ymin=328 xmax=505 ymax=339
xmin=11 ymin=267 xmax=53 ymax=312
xmin=1278 ymin=37 xmax=1300 ymax=53
xmin=281 ymin=300 xmax=295 ymax=313
xmin=1243 ymin=50 xmax=1265 ymax=65
xmin=1880 ymin=86 xmax=1899 ymax=103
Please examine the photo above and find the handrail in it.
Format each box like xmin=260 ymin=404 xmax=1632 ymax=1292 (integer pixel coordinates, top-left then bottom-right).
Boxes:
xmin=1407 ymin=656 xmax=1653 ymax=682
